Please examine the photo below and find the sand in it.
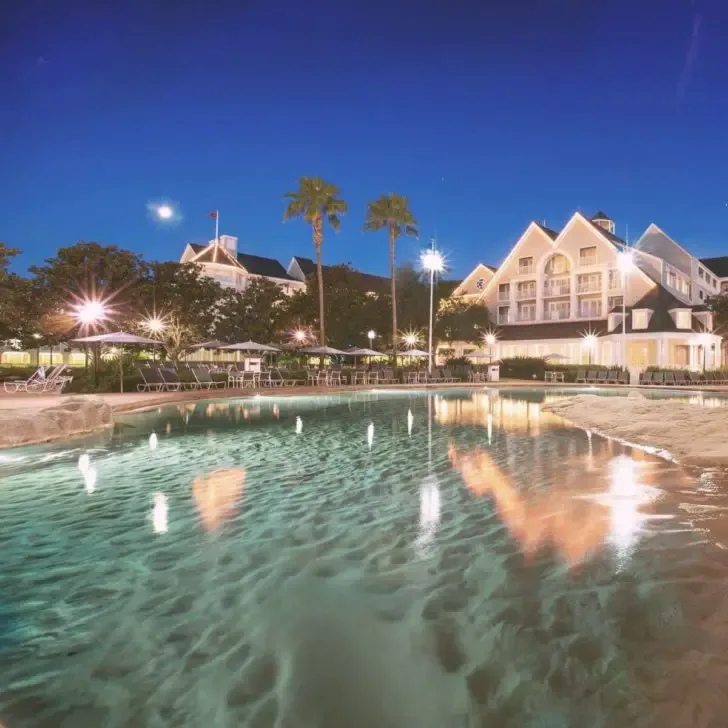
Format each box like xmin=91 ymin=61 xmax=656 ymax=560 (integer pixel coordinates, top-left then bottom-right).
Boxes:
xmin=543 ymin=394 xmax=728 ymax=467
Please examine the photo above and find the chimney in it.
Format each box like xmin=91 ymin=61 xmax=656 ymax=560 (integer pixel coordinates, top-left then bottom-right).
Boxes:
xmin=218 ymin=234 xmax=238 ymax=258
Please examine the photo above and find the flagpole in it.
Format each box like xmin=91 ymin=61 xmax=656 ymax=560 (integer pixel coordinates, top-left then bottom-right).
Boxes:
xmin=215 ymin=210 xmax=219 ymax=244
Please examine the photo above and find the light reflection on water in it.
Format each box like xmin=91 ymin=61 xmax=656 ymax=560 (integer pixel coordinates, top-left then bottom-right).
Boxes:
xmin=1 ymin=387 xmax=728 ymax=727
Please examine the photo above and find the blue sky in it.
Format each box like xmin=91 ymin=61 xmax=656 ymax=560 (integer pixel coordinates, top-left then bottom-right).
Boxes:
xmin=2 ymin=0 xmax=727 ymax=279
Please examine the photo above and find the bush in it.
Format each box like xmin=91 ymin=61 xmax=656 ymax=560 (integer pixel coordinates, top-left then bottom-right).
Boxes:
xmin=498 ymin=357 xmax=620 ymax=383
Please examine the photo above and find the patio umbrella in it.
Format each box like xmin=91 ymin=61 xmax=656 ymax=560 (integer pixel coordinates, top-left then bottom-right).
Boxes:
xmin=397 ymin=348 xmax=430 ymax=358
xmin=299 ymin=346 xmax=351 ymax=356
xmin=220 ymin=341 xmax=281 ymax=352
xmin=346 ymin=347 xmax=386 ymax=357
xmin=191 ymin=340 xmax=227 ymax=349
xmin=73 ymin=332 xmax=162 ymax=393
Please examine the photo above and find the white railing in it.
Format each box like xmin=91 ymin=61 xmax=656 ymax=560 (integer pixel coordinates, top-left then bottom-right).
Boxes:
xmin=543 ymin=282 xmax=571 ymax=297
xmin=579 ymin=306 xmax=602 ymax=318
xmin=579 ymin=255 xmax=598 ymax=266
xmin=577 ymin=283 xmax=601 ymax=294
xmin=544 ymin=309 xmax=570 ymax=321
xmin=497 ymin=291 xmax=510 ymax=302
xmin=518 ymin=265 xmax=534 ymax=276
xmin=517 ymin=313 xmax=536 ymax=323
xmin=516 ymin=288 xmax=536 ymax=300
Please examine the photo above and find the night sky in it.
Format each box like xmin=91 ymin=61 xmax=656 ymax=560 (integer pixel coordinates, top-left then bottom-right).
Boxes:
xmin=2 ymin=0 xmax=727 ymax=279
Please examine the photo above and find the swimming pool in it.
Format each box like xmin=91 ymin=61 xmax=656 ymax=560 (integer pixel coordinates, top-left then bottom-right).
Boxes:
xmin=1 ymin=388 xmax=727 ymax=727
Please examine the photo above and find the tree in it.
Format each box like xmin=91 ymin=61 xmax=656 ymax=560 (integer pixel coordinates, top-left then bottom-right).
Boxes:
xmin=0 ymin=243 xmax=34 ymax=341
xmin=283 ymin=177 xmax=347 ymax=345
xmin=215 ymin=278 xmax=290 ymax=343
xmin=709 ymin=294 xmax=728 ymax=331
xmin=363 ymin=194 xmax=418 ymax=354
xmin=435 ymin=299 xmax=490 ymax=344
xmin=286 ymin=265 xmax=376 ymax=347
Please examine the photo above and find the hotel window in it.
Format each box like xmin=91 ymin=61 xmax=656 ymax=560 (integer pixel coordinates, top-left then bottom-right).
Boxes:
xmin=722 ymin=282 xmax=728 ymax=294
xmin=577 ymin=272 xmax=601 ymax=293
xmin=518 ymin=257 xmax=534 ymax=275
xmin=667 ymin=270 xmax=677 ymax=288
xmin=517 ymin=302 xmax=536 ymax=322
xmin=699 ymin=268 xmax=705 ymax=280
xmin=633 ymin=310 xmax=649 ymax=330
xmin=498 ymin=306 xmax=510 ymax=324
xmin=579 ymin=246 xmax=597 ymax=266
xmin=579 ymin=298 xmax=602 ymax=318
xmin=546 ymin=300 xmax=570 ymax=321
xmin=608 ymin=269 xmax=621 ymax=289
xmin=608 ymin=295 xmax=623 ymax=311
xmin=498 ymin=283 xmax=510 ymax=301
xmin=545 ymin=254 xmax=570 ymax=275
xmin=699 ymin=290 xmax=704 ymax=300
xmin=675 ymin=310 xmax=692 ymax=329
xmin=516 ymin=280 xmax=536 ymax=299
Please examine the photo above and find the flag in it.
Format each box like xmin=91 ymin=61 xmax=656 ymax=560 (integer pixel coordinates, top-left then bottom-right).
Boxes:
xmin=208 ymin=211 xmax=218 ymax=219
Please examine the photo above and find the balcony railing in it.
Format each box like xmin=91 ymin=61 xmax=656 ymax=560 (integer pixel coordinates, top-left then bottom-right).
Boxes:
xmin=577 ymin=283 xmax=601 ymax=294
xmin=544 ymin=309 xmax=570 ymax=321
xmin=579 ymin=255 xmax=598 ymax=266
xmin=516 ymin=313 xmax=536 ymax=323
xmin=543 ymin=282 xmax=571 ymax=297
xmin=579 ymin=307 xmax=603 ymax=319
xmin=497 ymin=291 xmax=510 ymax=302
xmin=517 ymin=265 xmax=534 ymax=276
xmin=498 ymin=315 xmax=511 ymax=325
xmin=515 ymin=288 xmax=536 ymax=300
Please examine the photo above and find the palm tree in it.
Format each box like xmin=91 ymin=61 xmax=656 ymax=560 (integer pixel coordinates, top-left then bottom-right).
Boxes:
xmin=363 ymin=194 xmax=418 ymax=354
xmin=283 ymin=177 xmax=347 ymax=345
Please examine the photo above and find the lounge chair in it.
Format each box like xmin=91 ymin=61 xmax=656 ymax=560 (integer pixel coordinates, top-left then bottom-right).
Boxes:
xmin=443 ymin=368 xmax=460 ymax=382
xmin=4 ymin=366 xmax=46 ymax=393
xmin=652 ymin=372 xmax=664 ymax=386
xmin=575 ymin=368 xmax=587 ymax=384
xmin=271 ymin=368 xmax=297 ymax=387
xmin=596 ymin=370 xmax=608 ymax=385
xmin=674 ymin=371 xmax=688 ymax=386
xmin=618 ymin=370 xmax=629 ymax=385
xmin=663 ymin=371 xmax=676 ymax=386
xmin=586 ymin=370 xmax=598 ymax=384
xmin=191 ymin=366 xmax=226 ymax=390
xmin=378 ymin=368 xmax=396 ymax=384
xmin=428 ymin=369 xmax=444 ymax=384
xmin=639 ymin=371 xmax=652 ymax=385
xmin=27 ymin=364 xmax=72 ymax=393
xmin=138 ymin=367 xmax=166 ymax=392
xmin=329 ymin=369 xmax=343 ymax=386
xmin=607 ymin=370 xmax=619 ymax=384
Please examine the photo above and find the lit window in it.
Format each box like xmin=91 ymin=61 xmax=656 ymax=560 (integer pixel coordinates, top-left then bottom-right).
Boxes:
xmin=675 ymin=310 xmax=691 ymax=329
xmin=579 ymin=246 xmax=597 ymax=265
xmin=633 ymin=310 xmax=650 ymax=330
xmin=518 ymin=257 xmax=534 ymax=274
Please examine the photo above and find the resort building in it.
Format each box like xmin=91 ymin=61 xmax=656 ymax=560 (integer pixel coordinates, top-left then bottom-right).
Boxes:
xmin=446 ymin=210 xmax=723 ymax=371
xmin=180 ymin=235 xmax=305 ymax=295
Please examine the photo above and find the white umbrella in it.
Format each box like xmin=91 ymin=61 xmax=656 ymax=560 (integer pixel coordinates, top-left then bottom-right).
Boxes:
xmin=346 ymin=347 xmax=385 ymax=356
xmin=397 ymin=348 xmax=430 ymax=358
xmin=72 ymin=332 xmax=162 ymax=393
xmin=191 ymin=340 xmax=227 ymax=349
xmin=220 ymin=341 xmax=281 ymax=352
xmin=299 ymin=346 xmax=351 ymax=356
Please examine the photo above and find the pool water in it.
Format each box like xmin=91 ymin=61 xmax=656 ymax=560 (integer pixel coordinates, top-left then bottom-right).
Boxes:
xmin=2 ymin=388 xmax=728 ymax=727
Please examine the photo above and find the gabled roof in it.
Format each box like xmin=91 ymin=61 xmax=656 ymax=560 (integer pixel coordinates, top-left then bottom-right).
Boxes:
xmin=291 ymin=256 xmax=389 ymax=291
xmin=187 ymin=242 xmax=296 ymax=280
xmin=700 ymin=256 xmax=728 ymax=278
xmin=534 ymin=222 xmax=559 ymax=240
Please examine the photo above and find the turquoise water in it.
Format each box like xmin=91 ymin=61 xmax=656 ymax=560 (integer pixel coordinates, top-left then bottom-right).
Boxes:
xmin=2 ymin=388 xmax=728 ymax=727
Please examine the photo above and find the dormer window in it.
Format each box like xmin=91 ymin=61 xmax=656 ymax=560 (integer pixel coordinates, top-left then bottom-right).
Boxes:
xmin=674 ymin=310 xmax=692 ymax=329
xmin=632 ymin=309 xmax=651 ymax=330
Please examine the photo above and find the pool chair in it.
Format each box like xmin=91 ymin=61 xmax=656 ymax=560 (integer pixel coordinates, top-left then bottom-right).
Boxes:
xmin=687 ymin=371 xmax=703 ymax=386
xmin=4 ymin=366 xmax=46 ymax=393
xmin=443 ymin=368 xmax=460 ymax=382
xmin=607 ymin=370 xmax=619 ymax=384
xmin=652 ymin=371 xmax=664 ymax=386
xmin=190 ymin=366 xmax=226 ymax=390
xmin=639 ymin=371 xmax=652 ymax=385
xmin=138 ymin=366 xmax=166 ymax=392
xmin=329 ymin=369 xmax=343 ymax=386
xmin=272 ymin=368 xmax=298 ymax=387
xmin=663 ymin=371 xmax=676 ymax=386
xmin=427 ymin=369 xmax=444 ymax=384
xmin=27 ymin=364 xmax=72 ymax=393
xmin=673 ymin=371 xmax=688 ymax=386
xmin=585 ymin=370 xmax=598 ymax=384
xmin=380 ymin=368 xmax=397 ymax=384
xmin=596 ymin=370 xmax=608 ymax=385
xmin=618 ymin=370 xmax=629 ymax=385
xmin=159 ymin=368 xmax=185 ymax=391
xmin=575 ymin=368 xmax=587 ymax=383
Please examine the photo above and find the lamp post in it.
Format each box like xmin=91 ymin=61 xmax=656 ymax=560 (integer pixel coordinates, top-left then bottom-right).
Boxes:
xmin=582 ymin=333 xmax=598 ymax=366
xmin=368 ymin=330 xmax=376 ymax=348
xmin=421 ymin=244 xmax=445 ymax=373
xmin=485 ymin=333 xmax=497 ymax=364
xmin=73 ymin=299 xmax=107 ymax=386
xmin=141 ymin=315 xmax=166 ymax=362
xmin=618 ymin=251 xmax=633 ymax=369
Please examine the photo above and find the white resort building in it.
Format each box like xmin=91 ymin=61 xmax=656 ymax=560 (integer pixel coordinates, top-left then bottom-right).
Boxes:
xmin=447 ymin=210 xmax=723 ymax=371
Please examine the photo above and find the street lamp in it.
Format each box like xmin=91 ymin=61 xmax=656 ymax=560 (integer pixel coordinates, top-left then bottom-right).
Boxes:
xmin=421 ymin=245 xmax=445 ymax=373
xmin=368 ymin=330 xmax=376 ymax=347
xmin=73 ymin=299 xmax=107 ymax=326
xmin=582 ymin=332 xmax=598 ymax=365
xmin=293 ymin=329 xmax=308 ymax=345
xmin=403 ymin=331 xmax=419 ymax=348
xmin=617 ymin=250 xmax=633 ymax=369
xmin=484 ymin=331 xmax=497 ymax=363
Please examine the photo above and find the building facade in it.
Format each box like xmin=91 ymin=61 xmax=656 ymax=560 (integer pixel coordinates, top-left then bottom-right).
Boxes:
xmin=445 ymin=211 xmax=722 ymax=371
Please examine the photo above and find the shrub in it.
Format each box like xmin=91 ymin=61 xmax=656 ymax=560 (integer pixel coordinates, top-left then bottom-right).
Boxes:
xmin=498 ymin=357 xmax=620 ymax=383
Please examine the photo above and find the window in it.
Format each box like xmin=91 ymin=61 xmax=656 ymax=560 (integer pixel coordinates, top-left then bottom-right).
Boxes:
xmin=498 ymin=306 xmax=510 ymax=324
xmin=633 ymin=310 xmax=650 ymax=330
xmin=498 ymin=283 xmax=510 ymax=301
xmin=608 ymin=295 xmax=623 ymax=311
xmin=675 ymin=310 xmax=692 ymax=329
xmin=545 ymin=301 xmax=570 ymax=321
xmin=518 ymin=257 xmax=534 ymax=275
xmin=667 ymin=270 xmax=677 ymax=289
xmin=699 ymin=290 xmax=704 ymax=300
xmin=608 ymin=269 xmax=622 ymax=289
xmin=517 ymin=302 xmax=536 ymax=322
xmin=722 ymin=282 xmax=728 ymax=294
xmin=579 ymin=246 xmax=597 ymax=266
xmin=545 ymin=254 xmax=570 ymax=276
xmin=699 ymin=268 xmax=705 ymax=279
xmin=543 ymin=278 xmax=570 ymax=296
xmin=579 ymin=298 xmax=602 ymax=318
xmin=516 ymin=280 xmax=536 ymax=299
xmin=577 ymin=273 xmax=601 ymax=293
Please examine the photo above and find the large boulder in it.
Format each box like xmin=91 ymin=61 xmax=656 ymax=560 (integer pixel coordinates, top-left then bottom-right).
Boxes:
xmin=0 ymin=396 xmax=113 ymax=448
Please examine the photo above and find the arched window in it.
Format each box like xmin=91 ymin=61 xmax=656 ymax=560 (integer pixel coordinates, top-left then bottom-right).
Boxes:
xmin=544 ymin=254 xmax=570 ymax=276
